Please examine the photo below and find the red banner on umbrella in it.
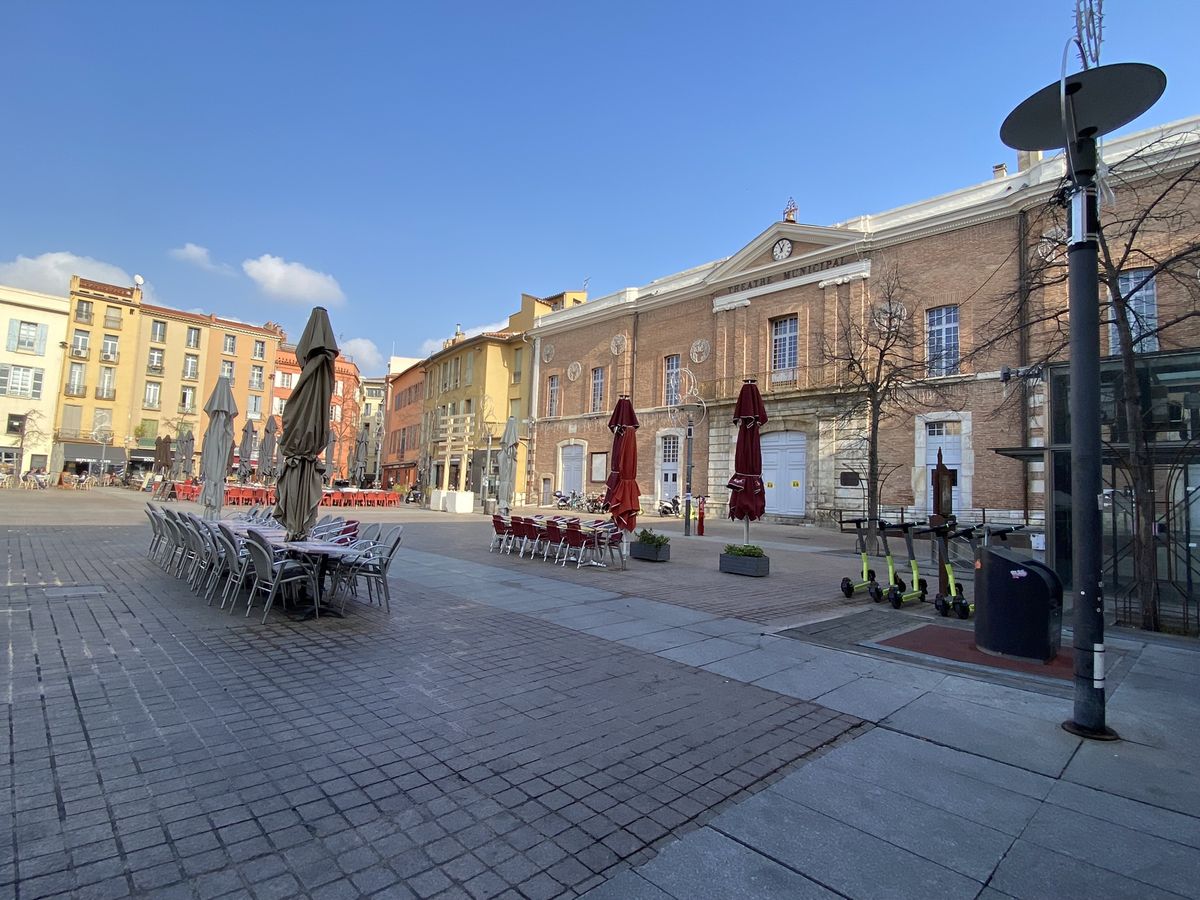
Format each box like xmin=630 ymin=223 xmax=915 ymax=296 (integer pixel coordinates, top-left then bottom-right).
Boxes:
xmin=728 ymin=380 xmax=767 ymax=521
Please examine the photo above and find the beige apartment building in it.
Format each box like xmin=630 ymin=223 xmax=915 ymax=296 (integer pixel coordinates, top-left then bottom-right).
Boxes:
xmin=1 ymin=284 xmax=69 ymax=475
xmin=56 ymin=276 xmax=285 ymax=475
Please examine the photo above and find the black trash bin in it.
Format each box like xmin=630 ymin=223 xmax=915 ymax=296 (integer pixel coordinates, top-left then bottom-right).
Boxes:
xmin=974 ymin=547 xmax=1063 ymax=662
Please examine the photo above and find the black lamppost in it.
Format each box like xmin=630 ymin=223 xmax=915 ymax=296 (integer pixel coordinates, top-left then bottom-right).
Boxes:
xmin=1001 ymin=62 xmax=1164 ymax=739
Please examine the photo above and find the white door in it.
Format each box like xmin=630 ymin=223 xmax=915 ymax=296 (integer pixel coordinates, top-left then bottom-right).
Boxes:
xmin=560 ymin=445 xmax=584 ymax=494
xmin=926 ymin=421 xmax=963 ymax=514
xmin=661 ymin=434 xmax=680 ymax=500
xmin=761 ymin=432 xmax=807 ymax=515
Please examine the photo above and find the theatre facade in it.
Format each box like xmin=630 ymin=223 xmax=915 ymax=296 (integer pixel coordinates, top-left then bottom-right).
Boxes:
xmin=526 ymin=116 xmax=1200 ymax=527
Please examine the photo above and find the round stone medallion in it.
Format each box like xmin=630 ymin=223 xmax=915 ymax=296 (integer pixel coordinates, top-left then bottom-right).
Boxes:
xmin=566 ymin=361 xmax=582 ymax=382
xmin=689 ymin=338 xmax=711 ymax=364
xmin=542 ymin=343 xmax=555 ymax=363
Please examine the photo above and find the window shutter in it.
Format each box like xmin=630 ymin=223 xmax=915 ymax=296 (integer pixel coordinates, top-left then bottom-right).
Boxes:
xmin=6 ymin=320 xmax=17 ymax=352
xmin=32 ymin=368 xmax=44 ymax=400
xmin=35 ymin=324 xmax=48 ymax=356
xmin=0 ymin=364 xmax=9 ymax=394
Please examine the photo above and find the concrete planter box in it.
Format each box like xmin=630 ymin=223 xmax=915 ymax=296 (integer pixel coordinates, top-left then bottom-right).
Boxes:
xmin=719 ymin=553 xmax=770 ymax=577
xmin=629 ymin=542 xmax=671 ymax=562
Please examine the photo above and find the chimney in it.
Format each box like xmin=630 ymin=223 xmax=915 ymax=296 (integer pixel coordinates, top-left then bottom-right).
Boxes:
xmin=992 ymin=163 xmax=1008 ymax=179
xmin=1017 ymin=149 xmax=1043 ymax=172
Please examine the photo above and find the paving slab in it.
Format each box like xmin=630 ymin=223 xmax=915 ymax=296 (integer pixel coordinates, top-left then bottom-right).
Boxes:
xmin=1065 ymin=736 xmax=1200 ymax=818
xmin=578 ymin=870 xmax=674 ymax=900
xmin=811 ymin=674 xmax=934 ymax=721
xmin=699 ymin=649 xmax=798 ymax=684
xmin=657 ymin=637 xmax=754 ymax=668
xmin=772 ymin=763 xmax=1014 ymax=881
xmin=882 ymin=692 xmax=1081 ymax=777
xmin=988 ymin=838 xmax=1185 ymax=900
xmin=635 ymin=827 xmax=838 ymax=900
xmin=711 ymin=790 xmax=981 ymax=899
xmin=1046 ymin=780 xmax=1200 ymax=850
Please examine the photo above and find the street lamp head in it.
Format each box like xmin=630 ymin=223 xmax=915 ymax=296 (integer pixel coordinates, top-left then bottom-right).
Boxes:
xmin=1001 ymin=62 xmax=1165 ymax=152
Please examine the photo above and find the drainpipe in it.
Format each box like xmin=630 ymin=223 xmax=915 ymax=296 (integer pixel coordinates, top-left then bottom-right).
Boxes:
xmin=525 ymin=332 xmax=539 ymax=505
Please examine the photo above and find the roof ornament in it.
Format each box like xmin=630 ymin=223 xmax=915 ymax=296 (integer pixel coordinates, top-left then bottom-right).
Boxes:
xmin=782 ymin=197 xmax=798 ymax=223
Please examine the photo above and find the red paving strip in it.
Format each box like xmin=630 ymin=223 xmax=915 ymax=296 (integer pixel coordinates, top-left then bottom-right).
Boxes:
xmin=879 ymin=624 xmax=1072 ymax=680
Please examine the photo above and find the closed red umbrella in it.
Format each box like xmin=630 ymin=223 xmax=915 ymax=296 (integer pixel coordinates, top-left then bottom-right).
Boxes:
xmin=604 ymin=396 xmax=640 ymax=533
xmin=727 ymin=379 xmax=768 ymax=544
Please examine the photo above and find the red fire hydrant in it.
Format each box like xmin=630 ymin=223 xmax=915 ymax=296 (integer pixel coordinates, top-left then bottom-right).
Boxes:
xmin=698 ymin=496 xmax=706 ymax=535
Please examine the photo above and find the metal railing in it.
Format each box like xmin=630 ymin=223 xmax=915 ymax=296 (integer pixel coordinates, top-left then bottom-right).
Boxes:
xmin=104 ymin=316 xmax=123 ymax=330
xmin=64 ymin=384 xmax=87 ymax=398
xmin=94 ymin=387 xmax=116 ymax=400
xmin=69 ymin=346 xmax=90 ymax=360
xmin=143 ymin=399 xmax=161 ymax=410
xmin=178 ymin=404 xmax=196 ymax=414
xmin=74 ymin=310 xmax=94 ymax=324
xmin=99 ymin=350 xmax=120 ymax=363
xmin=146 ymin=364 xmax=164 ymax=375
xmin=181 ymin=369 xmax=198 ymax=381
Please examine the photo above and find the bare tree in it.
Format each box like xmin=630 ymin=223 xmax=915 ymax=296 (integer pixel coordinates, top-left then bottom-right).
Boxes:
xmin=818 ymin=261 xmax=959 ymax=542
xmin=11 ymin=409 xmax=50 ymax=473
xmin=972 ymin=130 xmax=1200 ymax=630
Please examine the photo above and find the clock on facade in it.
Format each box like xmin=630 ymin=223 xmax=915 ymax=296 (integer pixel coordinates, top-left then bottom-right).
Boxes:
xmin=772 ymin=239 xmax=793 ymax=261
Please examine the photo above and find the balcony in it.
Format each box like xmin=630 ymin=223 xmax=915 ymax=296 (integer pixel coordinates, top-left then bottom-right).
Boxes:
xmin=104 ymin=315 xmax=123 ymax=330
xmin=99 ymin=350 xmax=120 ymax=364
xmin=69 ymin=346 xmax=90 ymax=360
xmin=143 ymin=399 xmax=161 ymax=411
xmin=74 ymin=309 xmax=94 ymax=324
xmin=95 ymin=387 xmax=116 ymax=401
xmin=247 ymin=410 xmax=261 ymax=420
xmin=146 ymin=363 xmax=165 ymax=376
xmin=249 ymin=380 xmax=265 ymax=392
xmin=181 ymin=369 xmax=199 ymax=381
xmin=64 ymin=384 xmax=87 ymax=398
xmin=178 ymin=404 xmax=197 ymax=414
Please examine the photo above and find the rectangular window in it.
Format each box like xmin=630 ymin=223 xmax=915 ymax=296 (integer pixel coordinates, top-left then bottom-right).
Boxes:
xmin=253 ymin=339 xmax=266 ymax=360
xmin=272 ymin=396 xmax=286 ymax=415
xmin=150 ymin=320 xmax=167 ymax=343
xmin=926 ymin=306 xmax=960 ymax=376
xmin=101 ymin=334 xmax=119 ymax=361
xmin=147 ymin=348 xmax=164 ymax=372
xmin=183 ymin=354 xmax=199 ymax=379
xmin=67 ymin=363 xmax=86 ymax=395
xmin=104 ymin=307 xmax=123 ymax=329
xmin=247 ymin=395 xmax=262 ymax=419
xmin=509 ymin=398 xmax=521 ymax=420
xmin=138 ymin=419 xmax=158 ymax=442
xmin=336 ymin=380 xmax=344 ymax=397
xmin=7 ymin=320 xmax=46 ymax=354
xmin=590 ymin=452 xmax=608 ymax=483
xmin=512 ymin=348 xmax=522 ymax=384
xmin=464 ymin=352 xmax=473 ymax=386
xmin=664 ymin=354 xmax=681 ymax=406
xmin=220 ymin=360 xmax=234 ymax=380
xmin=277 ymin=370 xmax=293 ymax=389
xmin=179 ymin=386 xmax=196 ymax=412
xmin=451 ymin=357 xmax=460 ymax=389
xmin=6 ymin=414 xmax=24 ymax=436
xmin=186 ymin=326 xmax=201 ymax=349
xmin=590 ymin=367 xmax=605 ymax=413
xmin=1111 ymin=269 xmax=1159 ymax=354
xmin=331 ymin=403 xmax=342 ymax=423
xmin=74 ymin=300 xmax=93 ymax=323
xmin=222 ymin=334 xmax=236 ymax=354
xmin=143 ymin=382 xmax=161 ymax=409
xmin=547 ymin=375 xmax=560 ymax=417
xmin=71 ymin=330 xmax=90 ymax=356
xmin=98 ymin=366 xmax=115 ymax=392
xmin=0 ymin=365 xmax=44 ymax=400
xmin=771 ymin=316 xmax=798 ymax=384
xmin=250 ymin=365 xmax=265 ymax=391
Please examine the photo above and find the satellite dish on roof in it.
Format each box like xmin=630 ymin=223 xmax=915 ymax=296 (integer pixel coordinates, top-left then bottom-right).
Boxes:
xmin=133 ymin=274 xmax=145 ymax=286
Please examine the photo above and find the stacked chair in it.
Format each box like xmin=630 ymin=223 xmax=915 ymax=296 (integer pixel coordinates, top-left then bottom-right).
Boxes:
xmin=488 ymin=513 xmax=625 ymax=569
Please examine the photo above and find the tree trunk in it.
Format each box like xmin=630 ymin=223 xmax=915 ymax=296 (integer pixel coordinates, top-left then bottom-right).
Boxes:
xmin=867 ymin=397 xmax=881 ymax=549
xmin=1117 ymin=334 xmax=1160 ymax=631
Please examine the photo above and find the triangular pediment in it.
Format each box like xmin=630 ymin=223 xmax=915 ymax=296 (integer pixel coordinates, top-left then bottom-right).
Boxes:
xmin=705 ymin=221 xmax=864 ymax=286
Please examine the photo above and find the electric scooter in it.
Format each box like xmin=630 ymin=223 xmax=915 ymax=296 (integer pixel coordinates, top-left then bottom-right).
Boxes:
xmin=840 ymin=518 xmax=881 ymax=602
xmin=875 ymin=519 xmax=908 ymax=602
xmin=924 ymin=522 xmax=979 ymax=619
xmin=885 ymin=521 xmax=928 ymax=609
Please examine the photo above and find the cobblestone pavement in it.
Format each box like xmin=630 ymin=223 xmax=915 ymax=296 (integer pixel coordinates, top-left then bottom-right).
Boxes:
xmin=1 ymin=500 xmax=860 ymax=900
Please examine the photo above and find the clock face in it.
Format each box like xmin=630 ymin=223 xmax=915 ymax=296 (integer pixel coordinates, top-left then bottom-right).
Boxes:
xmin=772 ymin=239 xmax=793 ymax=261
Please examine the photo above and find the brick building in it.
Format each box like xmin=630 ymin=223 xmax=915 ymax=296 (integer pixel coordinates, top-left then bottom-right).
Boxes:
xmin=273 ymin=344 xmax=361 ymax=482
xmin=528 ymin=116 xmax=1200 ymax=526
xmin=381 ymin=361 xmax=424 ymax=490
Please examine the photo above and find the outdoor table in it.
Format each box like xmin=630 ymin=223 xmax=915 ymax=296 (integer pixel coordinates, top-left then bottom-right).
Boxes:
xmin=269 ymin=538 xmax=358 ymax=618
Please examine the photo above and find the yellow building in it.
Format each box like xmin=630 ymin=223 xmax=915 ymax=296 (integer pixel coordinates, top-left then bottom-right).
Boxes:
xmin=423 ymin=291 xmax=585 ymax=510
xmin=1 ymin=284 xmax=69 ymax=476
xmin=55 ymin=276 xmax=285 ymax=476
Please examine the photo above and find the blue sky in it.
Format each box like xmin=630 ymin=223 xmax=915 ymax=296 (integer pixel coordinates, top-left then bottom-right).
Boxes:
xmin=2 ymin=1 xmax=1196 ymax=373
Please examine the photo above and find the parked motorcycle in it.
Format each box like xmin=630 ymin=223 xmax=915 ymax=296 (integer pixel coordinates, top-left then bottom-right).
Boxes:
xmin=405 ymin=487 xmax=424 ymax=505
xmin=586 ymin=493 xmax=610 ymax=513
xmin=658 ymin=495 xmax=681 ymax=517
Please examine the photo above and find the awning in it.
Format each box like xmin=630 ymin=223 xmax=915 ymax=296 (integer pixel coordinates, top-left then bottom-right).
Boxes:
xmin=129 ymin=450 xmax=155 ymax=462
xmin=62 ymin=443 xmax=128 ymax=464
xmin=992 ymin=446 xmax=1048 ymax=462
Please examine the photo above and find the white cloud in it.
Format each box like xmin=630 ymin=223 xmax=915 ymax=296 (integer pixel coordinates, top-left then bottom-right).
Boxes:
xmin=242 ymin=254 xmax=345 ymax=305
xmin=341 ymin=337 xmax=385 ymax=374
xmin=418 ymin=319 xmax=508 ymax=356
xmin=0 ymin=251 xmax=150 ymax=298
xmin=169 ymin=242 xmax=233 ymax=274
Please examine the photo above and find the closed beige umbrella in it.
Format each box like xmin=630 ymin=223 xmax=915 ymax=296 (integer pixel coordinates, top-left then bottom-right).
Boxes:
xmin=273 ymin=308 xmax=338 ymax=541
xmin=259 ymin=416 xmax=278 ymax=482
xmin=199 ymin=378 xmax=238 ymax=520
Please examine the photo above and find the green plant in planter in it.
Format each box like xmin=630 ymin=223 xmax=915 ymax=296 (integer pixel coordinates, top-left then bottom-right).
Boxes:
xmin=723 ymin=543 xmax=765 ymax=558
xmin=636 ymin=528 xmax=671 ymax=547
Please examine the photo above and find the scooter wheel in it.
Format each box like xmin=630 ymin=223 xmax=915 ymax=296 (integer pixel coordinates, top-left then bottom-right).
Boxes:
xmin=840 ymin=577 xmax=853 ymax=599
xmin=895 ymin=578 xmax=906 ymax=593
xmin=868 ymin=583 xmax=883 ymax=604
xmin=934 ymin=596 xmax=949 ymax=616
xmin=889 ymin=589 xmax=903 ymax=610
xmin=955 ymin=602 xmax=971 ymax=620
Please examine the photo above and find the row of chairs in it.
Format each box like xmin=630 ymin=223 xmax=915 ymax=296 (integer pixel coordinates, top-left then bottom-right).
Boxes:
xmin=144 ymin=504 xmax=403 ymax=622
xmin=490 ymin=515 xmax=626 ymax=569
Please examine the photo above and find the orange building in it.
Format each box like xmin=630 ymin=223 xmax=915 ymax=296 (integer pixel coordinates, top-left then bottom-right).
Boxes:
xmin=381 ymin=361 xmax=424 ymax=489
xmin=272 ymin=344 xmax=361 ymax=482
